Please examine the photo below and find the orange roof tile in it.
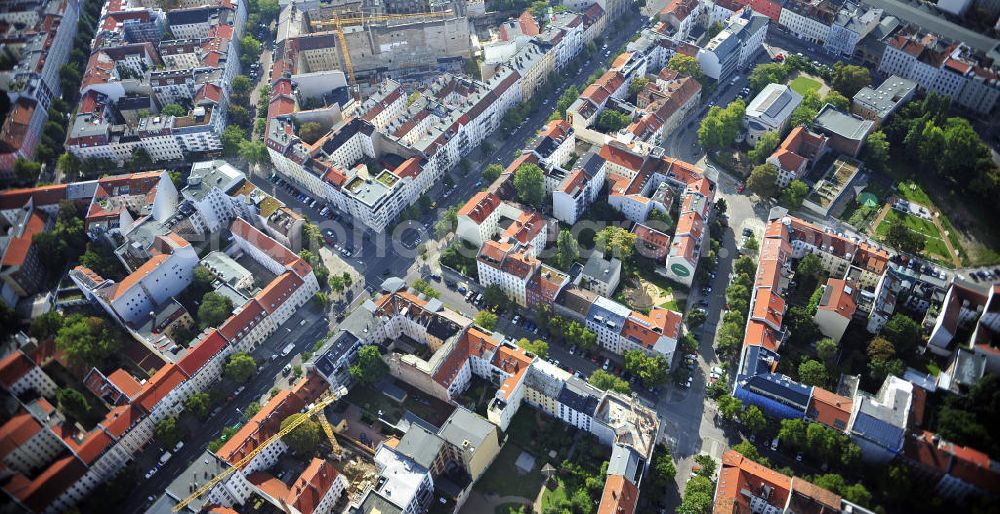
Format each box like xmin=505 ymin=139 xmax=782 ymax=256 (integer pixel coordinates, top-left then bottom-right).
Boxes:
xmin=177 ymin=329 xmax=229 ymax=376
xmin=255 ymin=272 xmax=305 ymax=314
xmin=597 ymin=475 xmax=639 ymax=514
xmin=458 ymin=191 xmax=501 ymax=224
xmin=0 ymin=412 xmax=42 ymax=460
xmin=231 ymin=218 xmax=312 ymax=277
xmin=817 ymin=278 xmax=857 ymax=319
xmin=0 ymin=351 xmax=35 ymax=388
xmin=287 ymin=458 xmax=342 ymax=513
xmin=808 ymin=387 xmax=853 ymax=430
xmin=135 ymin=363 xmax=188 ymax=413
xmin=106 ymin=369 xmax=142 ymax=398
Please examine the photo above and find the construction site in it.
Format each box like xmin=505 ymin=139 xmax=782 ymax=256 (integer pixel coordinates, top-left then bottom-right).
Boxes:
xmin=276 ymin=0 xmax=475 ymax=92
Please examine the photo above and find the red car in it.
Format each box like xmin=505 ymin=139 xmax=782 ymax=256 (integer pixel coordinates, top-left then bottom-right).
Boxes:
xmin=772 ymin=53 xmax=784 ymax=62
xmin=736 ymin=183 xmax=746 ymax=193
xmin=591 ymin=355 xmax=599 ymax=363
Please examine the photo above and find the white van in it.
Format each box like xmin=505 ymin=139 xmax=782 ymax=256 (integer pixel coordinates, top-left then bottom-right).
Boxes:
xmin=281 ymin=343 xmax=295 ymax=356
xmin=159 ymin=451 xmax=172 ymax=465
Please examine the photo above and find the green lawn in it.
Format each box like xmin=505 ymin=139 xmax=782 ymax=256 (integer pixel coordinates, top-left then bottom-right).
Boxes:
xmin=875 ymin=210 xmax=952 ymax=262
xmin=895 ymin=180 xmax=933 ymax=206
xmin=474 ymin=442 xmax=544 ymax=498
xmin=789 ymin=76 xmax=822 ymax=96
xmin=495 ymin=503 xmax=529 ymax=514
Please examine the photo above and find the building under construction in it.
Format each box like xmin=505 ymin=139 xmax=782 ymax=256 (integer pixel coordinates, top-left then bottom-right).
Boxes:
xmin=277 ymin=0 xmax=473 ymax=88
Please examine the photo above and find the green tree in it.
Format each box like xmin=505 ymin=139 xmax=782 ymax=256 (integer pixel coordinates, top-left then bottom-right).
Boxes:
xmin=734 ymin=255 xmax=757 ymax=277
xmin=14 ymin=158 xmax=42 ymax=181
xmin=184 ymin=391 xmax=211 ymax=418
xmin=57 ymin=152 xmax=81 ymax=178
xmin=716 ymin=322 xmax=744 ymax=357
xmin=228 ymin=104 xmax=251 ymax=127
xmin=794 ymin=101 xmax=821 ymax=127
xmin=742 ymin=405 xmax=767 ymax=434
xmin=941 ymin=117 xmax=987 ymax=177
xmin=797 ymin=253 xmax=822 ymax=277
xmin=623 ymin=350 xmax=668 ymax=387
xmin=556 ymin=229 xmax=580 ymax=269
xmin=589 ymin=369 xmax=630 ymax=394
xmin=841 ymin=483 xmax=872 ymax=507
xmin=748 ymin=63 xmax=790 ymax=94
xmin=798 ymin=359 xmax=828 ymax=387
xmin=280 ymin=413 xmax=320 ymax=456
xmin=80 ymin=241 xmax=125 ymax=280
xmin=435 ymin=205 xmax=459 ymax=238
xmin=221 ymin=125 xmax=247 ymax=157
xmin=518 ymin=338 xmax=549 ymax=359
xmin=831 ymin=63 xmax=870 ymax=98
xmin=238 ymin=140 xmax=268 ymax=164
xmin=594 ymin=226 xmax=637 ymax=261
xmin=482 ymin=285 xmax=508 ymax=309
xmin=473 ymin=310 xmax=497 ymax=331
xmin=160 ymin=103 xmax=187 ymax=117
xmin=698 ymin=99 xmax=745 ymax=150
xmin=824 ymin=90 xmax=851 ymax=111
xmin=627 ymin=77 xmax=650 ymax=103
xmin=862 ymin=130 xmax=890 ymax=171
xmin=482 ymin=163 xmax=503 ymax=183
xmin=884 ymin=219 xmax=925 ymax=254
xmin=779 ymin=418 xmax=808 ymax=449
xmin=55 ymin=314 xmax=122 ymax=368
xmin=678 ymin=475 xmax=714 ymax=514
xmin=232 ymin=75 xmax=254 ymax=98
xmin=595 ymin=109 xmax=631 ymax=133
xmin=349 ymin=344 xmax=387 ymax=385
xmin=781 ymin=180 xmax=810 ymax=209
xmin=198 ymin=291 xmax=234 ymax=329
xmin=705 ymin=21 xmax=724 ymax=39
xmin=513 ymin=162 xmax=545 ymax=208
xmin=224 ymin=352 xmax=257 ymax=382
xmin=298 ymin=122 xmax=324 ymax=144
xmin=882 ymin=314 xmax=921 ymax=354
xmin=747 ymin=163 xmax=779 ymax=198
xmin=57 ymin=388 xmax=91 ymax=422
xmin=694 ymin=454 xmax=717 ymax=477
xmin=666 ymin=54 xmax=705 ymax=85
xmin=816 ymin=338 xmax=838 ymax=367
xmin=717 ymin=394 xmax=743 ymax=421
xmin=155 ymin=417 xmax=183 ymax=448
xmin=732 ymin=440 xmax=766 ymax=464
xmin=240 ymin=35 xmax=262 ymax=63
xmin=649 ymin=444 xmax=677 ymax=487
xmin=747 ymin=131 xmax=780 ymax=165
xmin=686 ymin=309 xmax=707 ymax=328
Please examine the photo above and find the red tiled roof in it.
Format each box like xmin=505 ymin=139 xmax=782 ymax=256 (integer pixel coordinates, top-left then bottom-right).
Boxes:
xmin=177 ymin=329 xmax=229 ymax=376
xmin=2 ymin=211 xmax=45 ymax=267
xmin=3 ymin=456 xmax=87 ymax=512
xmin=216 ymin=389 xmax=306 ymax=464
xmin=219 ymin=299 xmax=266 ymax=341
xmin=101 ymin=404 xmax=144 ymax=438
xmin=73 ymin=430 xmax=112 ymax=465
xmin=492 ymin=344 xmax=533 ymax=400
xmin=715 ymin=450 xmax=793 ymax=513
xmin=459 ymin=191 xmax=502 ymax=224
xmin=905 ymin=431 xmax=1000 ymax=494
xmin=255 ymin=272 xmax=305 ymax=314
xmin=0 ymin=351 xmax=35 ymax=388
xmin=106 ymin=369 xmax=142 ymax=399
xmin=817 ymin=278 xmax=857 ymax=319
xmin=135 ymin=363 xmax=188 ymax=413
xmin=231 ymin=218 xmax=312 ymax=277
xmin=287 ymin=458 xmax=342 ymax=513
xmin=104 ymin=254 xmax=169 ymax=301
xmin=0 ymin=412 xmax=42 ymax=460
xmin=0 ymin=184 xmax=68 ymax=211
xmin=597 ymin=474 xmax=639 ymax=514
xmin=434 ymin=327 xmax=499 ymax=388
xmin=598 ymin=143 xmax=644 ymax=172
xmin=808 ymin=387 xmax=853 ymax=430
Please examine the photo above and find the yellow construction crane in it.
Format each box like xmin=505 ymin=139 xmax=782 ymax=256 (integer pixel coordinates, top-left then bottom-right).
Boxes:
xmin=317 ymin=410 xmax=342 ymax=459
xmin=309 ymin=10 xmax=454 ymax=92
xmin=172 ymin=386 xmax=347 ymax=512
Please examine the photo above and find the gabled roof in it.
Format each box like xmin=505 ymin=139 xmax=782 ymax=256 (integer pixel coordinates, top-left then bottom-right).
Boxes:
xmin=286 ymin=458 xmax=342 ymax=513
xmin=230 ymin=217 xmax=312 ymax=277
xmin=135 ymin=363 xmax=188 ymax=413
xmin=808 ymin=387 xmax=853 ymax=430
xmin=0 ymin=351 xmax=35 ymax=388
xmin=255 ymin=272 xmax=305 ymax=314
xmin=597 ymin=474 xmax=639 ymax=514
xmin=177 ymin=329 xmax=229 ymax=376
xmin=458 ymin=191 xmax=501 ymax=224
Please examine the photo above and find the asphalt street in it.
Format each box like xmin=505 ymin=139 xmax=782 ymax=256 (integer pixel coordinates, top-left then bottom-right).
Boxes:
xmin=123 ymin=309 xmax=329 ymax=512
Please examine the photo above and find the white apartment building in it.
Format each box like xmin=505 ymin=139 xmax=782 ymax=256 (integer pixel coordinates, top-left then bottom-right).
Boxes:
xmin=696 ymin=10 xmax=769 ymax=81
xmin=777 ymin=0 xmax=836 ymax=44
xmin=878 ymin=34 xmax=1000 ymax=115
xmin=182 ymin=160 xmax=246 ymax=234
xmin=552 ymin=151 xmax=607 ymax=225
